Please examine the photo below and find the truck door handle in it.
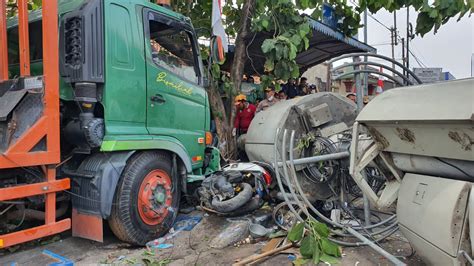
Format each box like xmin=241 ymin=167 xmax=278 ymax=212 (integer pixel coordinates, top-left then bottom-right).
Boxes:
xmin=150 ymin=94 xmax=166 ymax=103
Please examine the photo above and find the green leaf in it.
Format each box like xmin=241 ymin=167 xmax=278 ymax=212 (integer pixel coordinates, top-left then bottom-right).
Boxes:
xmin=289 ymin=44 xmax=298 ymax=60
xmin=429 ymin=9 xmax=439 ymax=18
xmin=300 ymin=236 xmax=315 ymax=258
xmin=290 ymin=64 xmax=300 ymax=78
xmin=261 ymin=39 xmax=275 ymax=54
xmin=262 ymin=18 xmax=269 ymax=30
xmin=299 ymin=0 xmax=310 ymax=9
xmin=312 ymin=243 xmax=321 ymax=264
xmin=275 ymin=44 xmax=284 ymax=60
xmin=311 ymin=8 xmax=323 ymax=20
xmin=314 ymin=221 xmax=330 ymax=238
xmin=290 ymin=34 xmax=302 ymax=46
xmin=264 ymin=59 xmax=275 ymax=71
xmin=320 ymin=254 xmax=340 ymax=264
xmin=321 ymin=238 xmax=341 ymax=257
xmin=303 ymin=37 xmax=309 ymax=50
xmin=288 ymin=222 xmax=305 ymax=242
xmin=275 ymin=83 xmax=281 ymax=92
xmin=211 ymin=63 xmax=220 ymax=77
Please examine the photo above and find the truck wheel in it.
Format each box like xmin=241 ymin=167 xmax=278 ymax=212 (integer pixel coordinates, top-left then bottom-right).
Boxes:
xmin=108 ymin=151 xmax=180 ymax=245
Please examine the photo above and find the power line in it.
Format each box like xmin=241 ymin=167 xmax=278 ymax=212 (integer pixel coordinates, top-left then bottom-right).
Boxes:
xmin=409 ymin=49 xmax=427 ymax=68
xmin=370 ymin=42 xmax=392 ymax=46
xmin=350 ymin=0 xmax=429 ymax=69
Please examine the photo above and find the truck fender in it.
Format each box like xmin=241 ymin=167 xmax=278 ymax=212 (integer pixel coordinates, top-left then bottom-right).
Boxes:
xmin=70 ymin=143 xmax=192 ymax=219
xmin=100 ymin=138 xmax=193 ymax=172
xmin=68 ymin=151 xmax=133 ymax=219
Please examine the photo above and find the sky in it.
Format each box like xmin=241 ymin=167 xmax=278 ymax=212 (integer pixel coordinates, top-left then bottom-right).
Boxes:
xmin=359 ymin=8 xmax=474 ymax=79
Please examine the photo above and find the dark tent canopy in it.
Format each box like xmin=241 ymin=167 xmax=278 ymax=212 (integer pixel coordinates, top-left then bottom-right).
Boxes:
xmin=221 ymin=16 xmax=376 ymax=75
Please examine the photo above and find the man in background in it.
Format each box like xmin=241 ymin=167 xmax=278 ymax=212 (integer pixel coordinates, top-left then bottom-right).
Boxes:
xmin=257 ymin=85 xmax=280 ymax=112
xmin=298 ymin=77 xmax=309 ymax=95
xmin=233 ymin=94 xmax=256 ymax=137
xmin=346 ymin=93 xmax=356 ymax=103
xmin=282 ymin=78 xmax=299 ymax=99
xmin=278 ymin=90 xmax=288 ymax=100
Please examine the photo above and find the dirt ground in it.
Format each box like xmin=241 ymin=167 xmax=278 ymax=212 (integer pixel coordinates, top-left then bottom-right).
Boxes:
xmin=0 ymin=210 xmax=424 ymax=266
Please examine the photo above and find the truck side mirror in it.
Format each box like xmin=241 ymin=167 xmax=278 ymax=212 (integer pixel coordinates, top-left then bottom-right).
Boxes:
xmin=210 ymin=36 xmax=225 ymax=65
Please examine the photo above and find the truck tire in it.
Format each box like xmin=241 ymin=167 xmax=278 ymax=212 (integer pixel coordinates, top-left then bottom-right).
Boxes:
xmin=108 ymin=151 xmax=180 ymax=245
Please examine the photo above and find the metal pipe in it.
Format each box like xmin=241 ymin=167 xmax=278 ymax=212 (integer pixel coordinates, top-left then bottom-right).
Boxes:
xmin=338 ymin=221 xmax=399 ymax=237
xmin=392 ymin=153 xmax=474 ymax=181
xmin=286 ymin=130 xmax=396 ymax=235
xmin=346 ymin=227 xmax=406 ymax=265
xmin=334 ymin=70 xmax=406 ymax=86
xmin=287 ymin=132 xmax=342 ymax=227
xmin=281 ymin=130 xmax=312 ymax=219
xmin=362 ymin=171 xmax=371 ymax=226
xmin=351 ymin=214 xmax=397 ymax=230
xmin=7 ymin=201 xmax=68 ymax=221
xmin=327 ymin=52 xmax=422 ymax=84
xmin=272 ymin=129 xmax=305 ymax=223
xmin=459 ymin=250 xmax=474 ymax=265
xmin=286 ymin=131 xmax=353 ymax=238
xmin=275 ymin=128 xmax=405 ymax=261
xmin=276 ymin=151 xmax=350 ymax=167
xmin=331 ymin=61 xmax=413 ymax=85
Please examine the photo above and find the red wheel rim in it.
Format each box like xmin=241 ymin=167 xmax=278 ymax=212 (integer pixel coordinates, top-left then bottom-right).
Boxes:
xmin=137 ymin=169 xmax=173 ymax=225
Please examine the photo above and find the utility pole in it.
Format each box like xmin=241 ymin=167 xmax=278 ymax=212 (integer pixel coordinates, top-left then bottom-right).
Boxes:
xmin=363 ymin=8 xmax=368 ymax=100
xmin=390 ymin=27 xmax=396 ymax=73
xmin=406 ymin=8 xmax=410 ymax=74
xmin=391 ymin=11 xmax=397 ymax=76
xmin=401 ymin=38 xmax=406 ymax=84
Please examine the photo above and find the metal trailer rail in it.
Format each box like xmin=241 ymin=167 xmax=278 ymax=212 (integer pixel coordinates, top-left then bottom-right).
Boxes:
xmin=0 ymin=0 xmax=70 ymax=249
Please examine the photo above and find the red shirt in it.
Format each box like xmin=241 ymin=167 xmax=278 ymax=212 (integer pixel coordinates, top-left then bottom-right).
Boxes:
xmin=234 ymin=103 xmax=256 ymax=133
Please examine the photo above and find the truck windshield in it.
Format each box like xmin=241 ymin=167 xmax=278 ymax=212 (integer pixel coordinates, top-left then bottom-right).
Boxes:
xmin=148 ymin=19 xmax=198 ymax=84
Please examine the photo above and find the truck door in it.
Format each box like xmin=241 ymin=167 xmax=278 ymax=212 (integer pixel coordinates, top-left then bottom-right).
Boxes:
xmin=144 ymin=9 xmax=207 ymax=167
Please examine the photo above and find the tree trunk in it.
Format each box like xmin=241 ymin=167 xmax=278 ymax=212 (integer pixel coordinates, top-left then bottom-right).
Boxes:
xmin=223 ymin=0 xmax=255 ymax=159
xmin=230 ymin=0 xmax=255 ymax=99
xmin=207 ymin=82 xmax=236 ymax=160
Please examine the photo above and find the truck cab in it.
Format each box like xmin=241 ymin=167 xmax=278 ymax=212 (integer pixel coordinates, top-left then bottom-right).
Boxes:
xmin=3 ymin=0 xmax=216 ymax=245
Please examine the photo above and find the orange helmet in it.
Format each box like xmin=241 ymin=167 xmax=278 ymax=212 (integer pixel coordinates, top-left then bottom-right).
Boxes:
xmin=234 ymin=94 xmax=247 ymax=103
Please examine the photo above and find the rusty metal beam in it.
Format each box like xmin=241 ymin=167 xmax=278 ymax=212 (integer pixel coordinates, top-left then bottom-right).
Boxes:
xmin=18 ymin=0 xmax=30 ymax=76
xmin=0 ymin=0 xmax=8 ymax=80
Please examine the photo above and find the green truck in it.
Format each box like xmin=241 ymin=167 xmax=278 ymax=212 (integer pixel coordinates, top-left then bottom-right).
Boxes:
xmin=4 ymin=0 xmax=219 ymax=245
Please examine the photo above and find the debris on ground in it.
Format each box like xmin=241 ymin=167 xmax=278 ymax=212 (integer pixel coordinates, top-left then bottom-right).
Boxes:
xmin=197 ymin=162 xmax=273 ymax=217
xmin=146 ymin=214 xmax=203 ymax=251
xmin=42 ymin=249 xmax=74 ymax=266
xmin=209 ymin=219 xmax=250 ymax=249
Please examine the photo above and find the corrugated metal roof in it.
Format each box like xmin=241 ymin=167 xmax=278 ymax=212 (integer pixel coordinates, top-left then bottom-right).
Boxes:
xmin=222 ymin=16 xmax=376 ymax=75
xmin=308 ymin=19 xmax=376 ymax=54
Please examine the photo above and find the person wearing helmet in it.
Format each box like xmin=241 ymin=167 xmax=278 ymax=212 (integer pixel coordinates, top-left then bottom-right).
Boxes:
xmin=233 ymin=94 xmax=256 ymax=137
